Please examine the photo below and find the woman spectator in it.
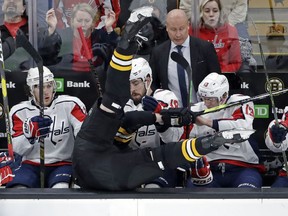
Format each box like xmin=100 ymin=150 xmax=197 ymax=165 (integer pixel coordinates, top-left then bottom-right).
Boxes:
xmin=56 ymin=3 xmax=118 ymax=72
xmin=194 ymin=0 xmax=242 ymax=73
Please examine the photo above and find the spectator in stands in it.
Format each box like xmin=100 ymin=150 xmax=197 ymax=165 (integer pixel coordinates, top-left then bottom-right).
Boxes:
xmin=197 ymin=0 xmax=242 ymax=73
xmin=265 ymin=33 xmax=288 ymax=70
xmin=0 ymin=0 xmax=50 ymax=27
xmin=54 ymin=0 xmax=120 ymax=29
xmin=0 ymin=0 xmax=61 ymax=71
xmin=149 ymin=8 xmax=221 ymax=108
xmin=180 ymin=0 xmax=248 ymax=38
xmin=265 ymin=107 xmax=288 ymax=187
xmin=114 ymin=57 xmax=184 ymax=188
xmin=186 ymin=72 xmax=264 ymax=188
xmin=6 ymin=66 xmax=87 ymax=188
xmin=56 ymin=3 xmax=118 ymax=72
xmin=180 ymin=0 xmax=256 ymax=72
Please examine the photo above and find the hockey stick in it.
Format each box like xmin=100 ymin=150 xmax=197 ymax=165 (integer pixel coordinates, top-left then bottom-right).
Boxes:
xmin=16 ymin=30 xmax=46 ymax=187
xmin=0 ymin=32 xmax=14 ymax=160
xmin=197 ymin=88 xmax=288 ymax=116
xmin=77 ymin=27 xmax=103 ymax=96
xmin=171 ymin=51 xmax=195 ymax=139
xmin=250 ymin=15 xmax=288 ymax=175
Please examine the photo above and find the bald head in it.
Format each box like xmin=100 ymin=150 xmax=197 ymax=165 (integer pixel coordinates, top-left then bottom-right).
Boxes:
xmin=166 ymin=9 xmax=189 ymax=25
xmin=166 ymin=9 xmax=189 ymax=45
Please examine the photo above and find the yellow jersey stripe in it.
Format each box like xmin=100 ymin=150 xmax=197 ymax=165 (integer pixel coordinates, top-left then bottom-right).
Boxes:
xmin=181 ymin=140 xmax=194 ymax=162
xmin=114 ymin=50 xmax=133 ymax=60
xmin=191 ymin=138 xmax=202 ymax=158
xmin=110 ymin=61 xmax=132 ymax=71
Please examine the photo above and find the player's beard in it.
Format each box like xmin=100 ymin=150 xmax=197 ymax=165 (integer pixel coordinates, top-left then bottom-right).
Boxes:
xmin=131 ymin=94 xmax=142 ymax=105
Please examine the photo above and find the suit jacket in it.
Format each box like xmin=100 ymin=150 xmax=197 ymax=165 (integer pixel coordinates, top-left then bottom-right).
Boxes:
xmin=149 ymin=36 xmax=221 ymax=92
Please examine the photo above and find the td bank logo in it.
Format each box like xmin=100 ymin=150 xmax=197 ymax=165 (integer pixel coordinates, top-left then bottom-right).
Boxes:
xmin=254 ymin=105 xmax=269 ymax=118
xmin=55 ymin=78 xmax=64 ymax=92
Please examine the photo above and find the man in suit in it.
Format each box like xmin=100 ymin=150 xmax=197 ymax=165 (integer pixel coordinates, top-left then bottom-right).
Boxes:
xmin=149 ymin=9 xmax=221 ymax=107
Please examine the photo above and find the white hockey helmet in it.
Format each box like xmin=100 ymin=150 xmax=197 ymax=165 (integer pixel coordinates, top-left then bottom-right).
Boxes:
xmin=198 ymin=72 xmax=229 ymax=103
xmin=26 ymin=66 xmax=56 ymax=93
xmin=130 ymin=57 xmax=152 ymax=81
xmin=153 ymin=89 xmax=179 ymax=109
xmin=130 ymin=57 xmax=152 ymax=92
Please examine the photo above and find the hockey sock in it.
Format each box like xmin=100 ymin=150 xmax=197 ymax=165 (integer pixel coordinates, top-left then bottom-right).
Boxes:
xmin=101 ymin=47 xmax=135 ymax=114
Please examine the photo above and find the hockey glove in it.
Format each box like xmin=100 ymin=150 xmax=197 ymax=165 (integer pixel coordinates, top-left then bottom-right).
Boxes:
xmin=160 ymin=108 xmax=196 ymax=127
xmin=0 ymin=152 xmax=22 ymax=186
xmin=269 ymin=122 xmax=288 ymax=143
xmin=190 ymin=156 xmax=213 ymax=186
xmin=23 ymin=116 xmax=53 ymax=144
xmin=142 ymin=95 xmax=163 ymax=113
xmin=198 ymin=129 xmax=255 ymax=155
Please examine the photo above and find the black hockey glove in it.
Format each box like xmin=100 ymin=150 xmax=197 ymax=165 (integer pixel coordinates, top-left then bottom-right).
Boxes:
xmin=160 ymin=108 xmax=196 ymax=127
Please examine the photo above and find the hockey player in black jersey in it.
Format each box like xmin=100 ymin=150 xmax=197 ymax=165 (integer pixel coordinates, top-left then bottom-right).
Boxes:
xmin=72 ymin=6 xmax=253 ymax=191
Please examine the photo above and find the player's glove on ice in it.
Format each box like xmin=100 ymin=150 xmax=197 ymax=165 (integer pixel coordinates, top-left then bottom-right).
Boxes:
xmin=23 ymin=116 xmax=53 ymax=144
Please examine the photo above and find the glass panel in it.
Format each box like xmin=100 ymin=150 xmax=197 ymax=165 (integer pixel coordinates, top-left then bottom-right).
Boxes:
xmin=248 ymin=0 xmax=288 ymax=72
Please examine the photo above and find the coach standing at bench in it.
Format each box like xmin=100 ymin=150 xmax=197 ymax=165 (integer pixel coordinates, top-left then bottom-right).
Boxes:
xmin=149 ymin=9 xmax=221 ymax=108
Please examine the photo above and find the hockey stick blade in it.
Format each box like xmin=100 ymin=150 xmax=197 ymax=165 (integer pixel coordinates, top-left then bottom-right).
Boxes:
xmin=16 ymin=29 xmax=43 ymax=64
xmin=171 ymin=51 xmax=192 ymax=75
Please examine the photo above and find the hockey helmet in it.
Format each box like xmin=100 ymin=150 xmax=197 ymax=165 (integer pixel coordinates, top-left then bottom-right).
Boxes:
xmin=26 ymin=66 xmax=56 ymax=92
xmin=198 ymin=72 xmax=229 ymax=103
xmin=153 ymin=89 xmax=179 ymax=109
xmin=130 ymin=57 xmax=152 ymax=81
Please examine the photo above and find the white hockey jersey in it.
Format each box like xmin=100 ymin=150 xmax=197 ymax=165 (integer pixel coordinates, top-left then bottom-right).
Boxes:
xmin=189 ymin=94 xmax=259 ymax=164
xmin=123 ymin=89 xmax=184 ymax=149
xmin=9 ymin=95 xmax=87 ymax=164
xmin=265 ymin=106 xmax=288 ymax=153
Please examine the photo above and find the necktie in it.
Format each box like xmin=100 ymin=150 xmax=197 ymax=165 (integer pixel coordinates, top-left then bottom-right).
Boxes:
xmin=176 ymin=45 xmax=188 ymax=107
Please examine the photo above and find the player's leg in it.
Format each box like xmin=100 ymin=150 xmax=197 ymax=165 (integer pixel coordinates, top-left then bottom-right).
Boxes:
xmin=47 ymin=165 xmax=72 ymax=188
xmin=5 ymin=163 xmax=39 ymax=188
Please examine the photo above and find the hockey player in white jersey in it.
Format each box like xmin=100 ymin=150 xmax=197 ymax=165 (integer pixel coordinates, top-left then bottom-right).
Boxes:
xmin=114 ymin=57 xmax=183 ymax=187
xmin=115 ymin=57 xmax=183 ymax=150
xmin=6 ymin=66 xmax=87 ymax=188
xmin=265 ymin=106 xmax=288 ymax=187
xmin=186 ymin=72 xmax=264 ymax=188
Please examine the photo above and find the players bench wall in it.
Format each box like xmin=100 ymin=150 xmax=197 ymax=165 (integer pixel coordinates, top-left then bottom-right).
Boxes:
xmin=0 ymin=70 xmax=287 ymax=179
